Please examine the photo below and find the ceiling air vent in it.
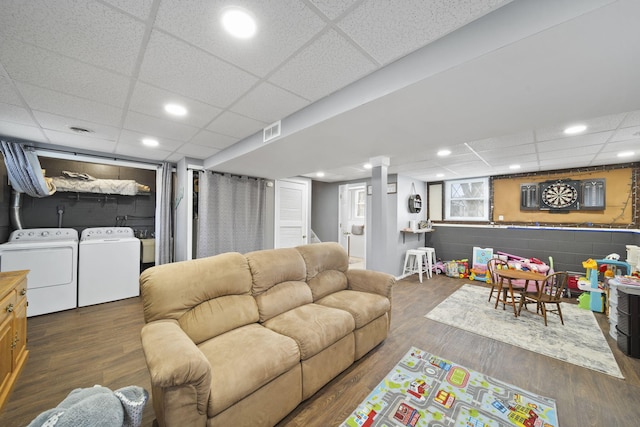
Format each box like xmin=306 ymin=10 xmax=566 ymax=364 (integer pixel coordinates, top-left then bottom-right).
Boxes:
xmin=263 ymin=120 xmax=281 ymax=143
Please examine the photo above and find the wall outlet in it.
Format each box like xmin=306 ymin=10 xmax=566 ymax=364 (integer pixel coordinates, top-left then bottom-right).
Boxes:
xmin=498 ymin=215 xmax=504 ymax=221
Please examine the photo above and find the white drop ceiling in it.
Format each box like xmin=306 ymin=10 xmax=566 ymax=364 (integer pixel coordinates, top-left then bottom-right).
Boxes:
xmin=0 ymin=0 xmax=639 ymax=183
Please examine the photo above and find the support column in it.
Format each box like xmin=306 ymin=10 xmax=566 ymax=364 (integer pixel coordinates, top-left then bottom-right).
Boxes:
xmin=368 ymin=156 xmax=390 ymax=273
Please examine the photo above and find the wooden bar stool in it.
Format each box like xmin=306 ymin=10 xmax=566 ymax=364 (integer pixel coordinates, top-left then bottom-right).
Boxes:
xmin=403 ymin=249 xmax=425 ymax=283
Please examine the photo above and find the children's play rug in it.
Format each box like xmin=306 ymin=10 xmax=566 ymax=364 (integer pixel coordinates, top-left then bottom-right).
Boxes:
xmin=341 ymin=346 xmax=558 ymax=427
xmin=425 ymin=284 xmax=623 ymax=379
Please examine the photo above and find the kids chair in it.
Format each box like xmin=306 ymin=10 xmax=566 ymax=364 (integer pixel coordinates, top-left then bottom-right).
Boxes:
xmin=519 ymin=271 xmax=569 ymax=326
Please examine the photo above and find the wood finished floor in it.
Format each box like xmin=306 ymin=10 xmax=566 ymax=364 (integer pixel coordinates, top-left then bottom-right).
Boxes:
xmin=1 ymin=274 xmax=639 ymax=427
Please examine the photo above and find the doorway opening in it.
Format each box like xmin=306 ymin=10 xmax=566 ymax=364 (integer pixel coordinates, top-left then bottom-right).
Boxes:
xmin=338 ymin=182 xmax=366 ymax=269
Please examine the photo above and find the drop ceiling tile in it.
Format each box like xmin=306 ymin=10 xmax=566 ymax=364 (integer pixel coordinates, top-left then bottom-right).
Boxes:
xmin=601 ymin=138 xmax=640 ymax=154
xmin=190 ymin=129 xmax=238 ymax=150
xmin=174 ymin=143 xmax=220 ymax=159
xmin=538 ymin=154 xmax=597 ymax=170
xmin=441 ymin=160 xmax=495 ymax=176
xmin=619 ymin=110 xmax=640 ymax=128
xmin=478 ymin=143 xmax=537 ymax=162
xmin=123 ymin=111 xmax=199 ymax=143
xmin=338 ymin=0 xmax=511 ymax=65
xmin=17 ymin=83 xmax=124 ymax=127
xmin=102 ymin=0 xmax=154 ymax=19
xmin=536 ymin=132 xmax=613 ymax=153
xmin=535 ymin=112 xmax=627 ymax=142
xmin=43 ymin=129 xmax=117 ymax=152
xmin=207 ymin=111 xmax=266 ymax=139
xmin=114 ymin=143 xmax=172 ymax=161
xmin=32 ymin=111 xmax=119 ymax=141
xmin=139 ymin=31 xmax=259 ymax=107
xmin=269 ymin=29 xmax=376 ymax=101
xmin=0 ymin=39 xmax=130 ymax=107
xmin=0 ymin=76 xmax=23 ymax=106
xmin=537 ymin=145 xmax=601 ymax=161
xmin=467 ymin=131 xmax=535 ymax=151
xmin=118 ymin=129 xmax=184 ymax=152
xmin=0 ymin=0 xmax=144 ymax=75
xmin=610 ymin=125 xmax=640 ymax=142
xmin=0 ymin=103 xmax=37 ymax=126
xmin=231 ymin=82 xmax=310 ymax=123
xmin=154 ymin=0 xmax=326 ymax=77
xmin=0 ymin=120 xmax=48 ymax=142
xmin=308 ymin=0 xmax=359 ymax=20
xmin=129 ymin=82 xmax=223 ymax=128
xmin=164 ymin=152 xmax=186 ymax=163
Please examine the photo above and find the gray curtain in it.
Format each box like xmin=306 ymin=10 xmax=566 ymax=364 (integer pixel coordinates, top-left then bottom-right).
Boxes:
xmin=0 ymin=140 xmax=53 ymax=197
xmin=197 ymin=172 xmax=265 ymax=257
xmin=156 ymin=162 xmax=173 ymax=265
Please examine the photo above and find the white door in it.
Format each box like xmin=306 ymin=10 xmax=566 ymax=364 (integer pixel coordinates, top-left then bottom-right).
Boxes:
xmin=275 ymin=179 xmax=309 ymax=248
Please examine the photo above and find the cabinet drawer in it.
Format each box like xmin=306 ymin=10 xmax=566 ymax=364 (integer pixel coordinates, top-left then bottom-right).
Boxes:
xmin=0 ymin=291 xmax=16 ymax=325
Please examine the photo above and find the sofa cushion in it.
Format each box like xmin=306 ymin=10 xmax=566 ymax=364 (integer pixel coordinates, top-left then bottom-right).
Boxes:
xmin=263 ymin=304 xmax=355 ymax=360
xmin=198 ymin=324 xmax=300 ymax=417
xmin=246 ymin=248 xmax=306 ymax=294
xmin=253 ymin=281 xmax=313 ymax=322
xmin=140 ymin=252 xmax=254 ymax=324
xmin=316 ymin=290 xmax=390 ymax=329
xmin=179 ymin=295 xmax=259 ymax=345
xmin=296 ymin=242 xmax=349 ymax=300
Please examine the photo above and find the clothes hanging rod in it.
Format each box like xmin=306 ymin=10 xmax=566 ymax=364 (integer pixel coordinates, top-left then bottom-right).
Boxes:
xmin=25 ymin=144 xmax=167 ymax=169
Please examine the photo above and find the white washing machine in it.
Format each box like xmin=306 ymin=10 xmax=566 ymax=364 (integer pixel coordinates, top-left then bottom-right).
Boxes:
xmin=78 ymin=227 xmax=140 ymax=307
xmin=0 ymin=228 xmax=79 ymax=317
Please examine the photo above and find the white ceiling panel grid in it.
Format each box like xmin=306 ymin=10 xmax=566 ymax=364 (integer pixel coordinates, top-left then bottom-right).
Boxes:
xmin=0 ymin=0 xmax=638 ymax=176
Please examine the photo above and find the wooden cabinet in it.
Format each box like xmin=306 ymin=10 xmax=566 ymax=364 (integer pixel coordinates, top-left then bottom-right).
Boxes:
xmin=0 ymin=270 xmax=29 ymax=412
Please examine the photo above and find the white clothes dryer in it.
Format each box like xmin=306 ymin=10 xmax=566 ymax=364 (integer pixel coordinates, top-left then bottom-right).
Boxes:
xmin=78 ymin=227 xmax=140 ymax=307
xmin=0 ymin=228 xmax=79 ymax=317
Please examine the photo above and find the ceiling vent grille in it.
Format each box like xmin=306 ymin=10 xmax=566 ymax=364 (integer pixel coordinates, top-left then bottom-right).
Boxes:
xmin=263 ymin=120 xmax=281 ymax=143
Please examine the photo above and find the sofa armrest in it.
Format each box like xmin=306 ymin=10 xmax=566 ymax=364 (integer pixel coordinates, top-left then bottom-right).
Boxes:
xmin=141 ymin=319 xmax=211 ymax=426
xmin=346 ymin=269 xmax=394 ymax=300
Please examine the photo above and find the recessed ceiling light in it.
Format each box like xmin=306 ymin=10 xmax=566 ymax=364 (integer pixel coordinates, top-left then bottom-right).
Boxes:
xmin=142 ymin=138 xmax=159 ymax=147
xmin=563 ymin=124 xmax=587 ymax=135
xmin=617 ymin=151 xmax=635 ymax=158
xmin=437 ymin=149 xmax=451 ymax=157
xmin=363 ymin=163 xmax=372 ymax=169
xmin=164 ymin=103 xmax=187 ymax=116
xmin=316 ymin=172 xmax=325 ymax=178
xmin=221 ymin=8 xmax=256 ymax=39
xmin=509 ymin=164 xmax=521 ymax=170
xmin=436 ymin=173 xmax=444 ymax=178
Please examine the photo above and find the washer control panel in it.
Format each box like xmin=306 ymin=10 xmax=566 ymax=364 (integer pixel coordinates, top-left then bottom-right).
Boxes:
xmin=9 ymin=228 xmax=78 ymax=242
xmin=81 ymin=227 xmax=136 ymax=241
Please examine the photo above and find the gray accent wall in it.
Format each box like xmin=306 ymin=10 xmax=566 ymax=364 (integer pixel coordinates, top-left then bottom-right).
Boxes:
xmin=427 ymin=225 xmax=640 ymax=273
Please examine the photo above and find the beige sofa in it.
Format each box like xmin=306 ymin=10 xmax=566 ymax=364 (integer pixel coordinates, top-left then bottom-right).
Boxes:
xmin=140 ymin=242 xmax=394 ymax=427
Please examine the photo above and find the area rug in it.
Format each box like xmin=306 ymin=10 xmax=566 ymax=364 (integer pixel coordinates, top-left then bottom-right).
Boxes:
xmin=425 ymin=284 xmax=623 ymax=379
xmin=341 ymin=346 xmax=559 ymax=427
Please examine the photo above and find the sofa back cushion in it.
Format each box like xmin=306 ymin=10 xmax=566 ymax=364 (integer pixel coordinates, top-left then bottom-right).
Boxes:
xmin=246 ymin=247 xmax=312 ymax=322
xmin=140 ymin=252 xmax=259 ymax=344
xmin=296 ymin=242 xmax=349 ymax=301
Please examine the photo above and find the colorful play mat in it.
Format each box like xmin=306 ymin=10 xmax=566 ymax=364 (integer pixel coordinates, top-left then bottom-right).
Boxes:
xmin=341 ymin=347 xmax=558 ymax=427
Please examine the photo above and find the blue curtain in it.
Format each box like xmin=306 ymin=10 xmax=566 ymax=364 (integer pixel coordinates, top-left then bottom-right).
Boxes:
xmin=0 ymin=140 xmax=53 ymax=197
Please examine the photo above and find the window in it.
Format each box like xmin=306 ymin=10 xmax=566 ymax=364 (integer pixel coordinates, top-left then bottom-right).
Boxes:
xmin=351 ymin=188 xmax=366 ymax=219
xmin=444 ymin=177 xmax=489 ymax=221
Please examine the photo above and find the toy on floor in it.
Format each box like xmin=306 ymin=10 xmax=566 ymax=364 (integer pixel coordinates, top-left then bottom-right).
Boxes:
xmin=471 ymin=247 xmax=493 ymax=282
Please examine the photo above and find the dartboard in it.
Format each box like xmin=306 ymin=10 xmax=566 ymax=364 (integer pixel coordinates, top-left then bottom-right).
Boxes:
xmin=540 ymin=182 xmax=579 ymax=209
